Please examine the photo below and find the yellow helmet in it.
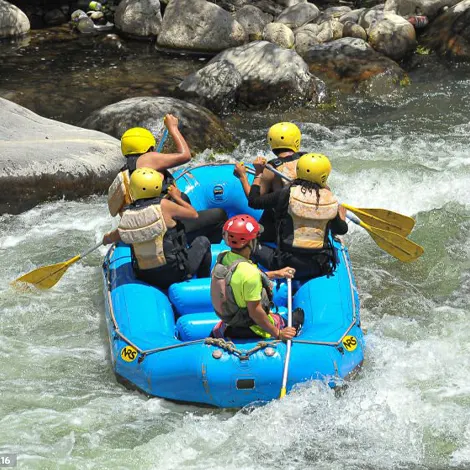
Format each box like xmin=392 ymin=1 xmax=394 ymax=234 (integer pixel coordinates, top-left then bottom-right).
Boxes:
xmin=121 ymin=127 xmax=156 ymax=156
xmin=129 ymin=168 xmax=163 ymax=201
xmin=296 ymin=153 xmax=332 ymax=187
xmin=267 ymin=122 xmax=301 ymax=152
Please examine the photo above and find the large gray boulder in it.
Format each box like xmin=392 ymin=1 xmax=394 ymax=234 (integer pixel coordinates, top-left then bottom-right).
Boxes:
xmin=114 ymin=0 xmax=162 ymax=38
xmin=421 ymin=0 xmax=470 ymax=58
xmin=157 ymin=0 xmax=247 ymax=52
xmin=178 ymin=41 xmax=323 ymax=112
xmin=0 ymin=0 xmax=30 ymax=38
xmin=81 ymin=96 xmax=237 ymax=156
xmin=302 ymin=37 xmax=410 ymax=93
xmin=0 ymin=98 xmax=121 ymax=215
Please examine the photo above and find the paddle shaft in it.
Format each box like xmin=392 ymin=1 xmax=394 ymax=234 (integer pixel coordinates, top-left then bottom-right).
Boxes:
xmin=79 ymin=241 xmax=104 ymax=260
xmin=156 ymin=128 xmax=169 ymax=152
xmin=280 ymin=278 xmax=293 ymax=398
xmin=245 ymin=164 xmax=289 ymax=181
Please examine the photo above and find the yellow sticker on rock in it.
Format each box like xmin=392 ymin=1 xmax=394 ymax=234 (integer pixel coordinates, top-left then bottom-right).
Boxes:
xmin=120 ymin=345 xmax=138 ymax=362
xmin=342 ymin=335 xmax=358 ymax=352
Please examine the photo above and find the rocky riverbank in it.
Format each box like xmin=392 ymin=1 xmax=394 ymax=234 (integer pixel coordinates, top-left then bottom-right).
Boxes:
xmin=1 ymin=0 xmax=470 ymax=214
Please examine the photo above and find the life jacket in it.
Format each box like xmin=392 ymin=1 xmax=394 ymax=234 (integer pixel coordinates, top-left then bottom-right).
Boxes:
xmin=281 ymin=184 xmax=339 ymax=251
xmin=118 ymin=198 xmax=189 ymax=272
xmin=107 ymin=155 xmax=175 ymax=217
xmin=268 ymin=151 xmax=305 ymax=187
xmin=210 ymin=252 xmax=273 ymax=328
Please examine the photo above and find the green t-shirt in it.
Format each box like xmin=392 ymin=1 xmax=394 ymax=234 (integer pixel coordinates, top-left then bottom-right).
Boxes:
xmin=221 ymin=251 xmax=262 ymax=308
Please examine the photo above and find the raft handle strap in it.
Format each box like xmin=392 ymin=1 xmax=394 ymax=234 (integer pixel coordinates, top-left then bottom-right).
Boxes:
xmin=204 ymin=338 xmax=278 ymax=360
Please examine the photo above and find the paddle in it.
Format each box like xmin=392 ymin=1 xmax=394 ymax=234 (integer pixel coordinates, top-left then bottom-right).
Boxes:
xmin=13 ymin=241 xmax=103 ymax=290
xmin=244 ymin=164 xmax=424 ymax=262
xmin=280 ymin=278 xmax=293 ymax=399
xmin=346 ymin=213 xmax=423 ymax=262
xmin=244 ymin=165 xmax=414 ymax=236
xmin=341 ymin=203 xmax=414 ymax=237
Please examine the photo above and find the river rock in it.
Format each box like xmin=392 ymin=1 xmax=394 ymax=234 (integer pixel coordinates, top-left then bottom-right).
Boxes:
xmin=342 ymin=21 xmax=368 ymax=40
xmin=339 ymin=8 xmax=366 ymax=24
xmin=420 ymin=0 xmax=470 ymax=58
xmin=276 ymin=2 xmax=320 ymax=28
xmin=114 ymin=0 xmax=162 ymax=38
xmin=302 ymin=37 xmax=410 ymax=92
xmin=0 ymin=0 xmax=30 ymax=38
xmin=368 ymin=13 xmax=416 ymax=61
xmin=315 ymin=6 xmax=352 ymax=23
xmin=294 ymin=20 xmax=344 ymax=56
xmin=234 ymin=5 xmax=273 ymax=39
xmin=384 ymin=0 xmax=462 ymax=19
xmin=252 ymin=0 xmax=284 ymax=15
xmin=275 ymin=0 xmax=307 ymax=6
xmin=213 ymin=0 xmax=284 ymax=16
xmin=0 ymin=98 xmax=122 ymax=215
xmin=358 ymin=5 xmax=384 ymax=31
xmin=263 ymin=22 xmax=295 ymax=48
xmin=157 ymin=0 xmax=246 ymax=52
xmin=177 ymin=41 xmax=323 ymax=112
xmin=295 ymin=24 xmax=320 ymax=55
xmin=81 ymin=96 xmax=237 ymax=156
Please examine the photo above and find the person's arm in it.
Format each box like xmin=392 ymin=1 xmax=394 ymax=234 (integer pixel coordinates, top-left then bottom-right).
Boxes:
xmin=137 ymin=114 xmax=191 ymax=171
xmin=163 ymin=186 xmax=198 ymax=220
xmin=266 ymin=266 xmax=295 ymax=280
xmin=233 ymin=162 xmax=251 ymax=198
xmin=247 ymin=181 xmax=285 ymax=210
xmin=330 ymin=205 xmax=348 ymax=236
xmin=103 ymin=229 xmax=121 ymax=245
xmin=259 ymin=167 xmax=274 ymax=195
xmin=247 ymin=301 xmax=296 ymax=340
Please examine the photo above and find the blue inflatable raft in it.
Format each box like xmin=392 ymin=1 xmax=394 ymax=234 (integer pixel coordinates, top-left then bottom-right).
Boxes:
xmin=102 ymin=163 xmax=365 ymax=408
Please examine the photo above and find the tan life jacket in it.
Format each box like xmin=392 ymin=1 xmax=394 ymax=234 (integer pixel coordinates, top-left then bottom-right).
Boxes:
xmin=107 ymin=169 xmax=132 ymax=217
xmin=268 ymin=152 xmax=304 ymax=187
xmin=210 ymin=252 xmax=273 ymax=328
xmin=287 ymin=185 xmax=339 ymax=250
xmin=118 ymin=203 xmax=167 ymax=270
xmin=277 ymin=160 xmax=297 ymax=186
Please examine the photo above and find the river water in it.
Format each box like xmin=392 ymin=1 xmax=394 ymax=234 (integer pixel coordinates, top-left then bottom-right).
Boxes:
xmin=1 ymin=31 xmax=470 ymax=469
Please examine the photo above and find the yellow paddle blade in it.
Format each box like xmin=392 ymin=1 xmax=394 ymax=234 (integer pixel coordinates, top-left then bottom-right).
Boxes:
xmin=342 ymin=203 xmax=415 ymax=237
xmin=280 ymin=387 xmax=287 ymax=399
xmin=361 ymin=221 xmax=424 ymax=262
xmin=13 ymin=255 xmax=80 ymax=290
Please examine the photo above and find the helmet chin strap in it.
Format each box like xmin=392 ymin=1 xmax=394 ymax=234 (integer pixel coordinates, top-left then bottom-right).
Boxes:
xmin=231 ymin=238 xmax=258 ymax=256
xmin=248 ymin=238 xmax=259 ymax=253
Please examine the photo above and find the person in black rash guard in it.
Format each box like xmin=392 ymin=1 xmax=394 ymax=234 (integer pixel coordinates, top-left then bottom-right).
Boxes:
xmin=247 ymin=153 xmax=348 ymax=280
xmin=234 ymin=122 xmax=305 ymax=243
xmin=108 ymin=114 xmax=227 ymax=243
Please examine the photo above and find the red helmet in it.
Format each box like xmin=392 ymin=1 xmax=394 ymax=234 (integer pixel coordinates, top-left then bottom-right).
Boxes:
xmin=223 ymin=214 xmax=262 ymax=248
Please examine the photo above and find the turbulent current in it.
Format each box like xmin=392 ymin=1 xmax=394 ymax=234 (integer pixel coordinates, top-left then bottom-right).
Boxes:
xmin=1 ymin=38 xmax=470 ymax=468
